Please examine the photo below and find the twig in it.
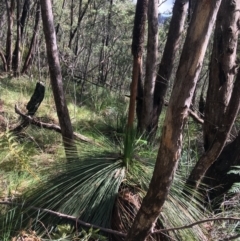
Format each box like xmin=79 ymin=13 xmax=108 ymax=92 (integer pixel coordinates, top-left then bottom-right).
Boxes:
xmin=154 ymin=217 xmax=240 ymax=233
xmin=14 ymin=104 xmax=102 ymax=147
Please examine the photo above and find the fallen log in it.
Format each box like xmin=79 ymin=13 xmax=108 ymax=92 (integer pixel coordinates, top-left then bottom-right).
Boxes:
xmin=14 ymin=104 xmax=102 ymax=146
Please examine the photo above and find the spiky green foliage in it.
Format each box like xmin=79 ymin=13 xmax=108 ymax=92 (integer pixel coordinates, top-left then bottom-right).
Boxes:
xmin=0 ymin=207 xmax=24 ymax=241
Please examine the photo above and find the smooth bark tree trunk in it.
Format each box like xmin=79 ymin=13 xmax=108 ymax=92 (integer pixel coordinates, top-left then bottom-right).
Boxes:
xmin=149 ymin=0 xmax=189 ymax=139
xmin=40 ymin=0 xmax=77 ymax=159
xmin=22 ymin=1 xmax=41 ymax=74
xmin=125 ymin=1 xmax=221 ymax=240
xmin=139 ymin=0 xmax=158 ymax=134
xmin=186 ymin=0 xmax=240 ymax=190
xmin=5 ymin=0 xmax=15 ymax=72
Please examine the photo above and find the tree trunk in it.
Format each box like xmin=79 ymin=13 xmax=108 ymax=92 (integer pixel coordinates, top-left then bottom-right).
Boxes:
xmin=127 ymin=0 xmax=148 ymax=130
xmin=125 ymin=1 xmax=221 ymax=240
xmin=185 ymin=0 xmax=240 ymax=190
xmin=186 ymin=61 xmax=240 ymax=190
xmin=12 ymin=0 xmax=21 ymax=76
xmin=139 ymin=0 xmax=158 ymax=134
xmin=5 ymin=0 xmax=15 ymax=72
xmin=203 ymin=130 xmax=240 ymax=202
xmin=149 ymin=0 xmax=189 ymax=139
xmin=40 ymin=0 xmax=77 ymax=159
xmin=22 ymin=1 xmax=41 ymax=74
xmin=203 ymin=0 xmax=240 ymax=151
xmin=20 ymin=0 xmax=30 ymax=39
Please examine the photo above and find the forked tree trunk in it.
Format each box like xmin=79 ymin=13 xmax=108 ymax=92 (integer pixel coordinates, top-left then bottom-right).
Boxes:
xmin=186 ymin=0 xmax=240 ymax=189
xmin=148 ymin=0 xmax=189 ymax=139
xmin=125 ymin=1 xmax=221 ymax=240
xmin=139 ymin=0 xmax=158 ymax=133
xmin=40 ymin=0 xmax=77 ymax=159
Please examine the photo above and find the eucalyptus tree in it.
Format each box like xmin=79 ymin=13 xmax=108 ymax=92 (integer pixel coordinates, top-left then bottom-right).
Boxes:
xmin=186 ymin=0 xmax=240 ymax=190
xmin=127 ymin=0 xmax=148 ymax=132
xmin=125 ymin=0 xmax=222 ymax=240
xmin=5 ymin=0 xmax=15 ymax=71
xmin=22 ymin=1 xmax=41 ymax=74
xmin=40 ymin=0 xmax=77 ymax=159
xmin=138 ymin=0 xmax=158 ymax=133
xmin=151 ymin=0 xmax=189 ymax=138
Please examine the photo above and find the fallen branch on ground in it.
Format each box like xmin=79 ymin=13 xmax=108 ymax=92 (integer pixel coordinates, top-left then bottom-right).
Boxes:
xmin=14 ymin=105 xmax=102 ymax=147
xmin=1 ymin=200 xmax=240 ymax=238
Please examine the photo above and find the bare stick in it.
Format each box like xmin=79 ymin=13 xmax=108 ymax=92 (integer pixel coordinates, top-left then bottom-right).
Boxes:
xmin=14 ymin=104 xmax=102 ymax=147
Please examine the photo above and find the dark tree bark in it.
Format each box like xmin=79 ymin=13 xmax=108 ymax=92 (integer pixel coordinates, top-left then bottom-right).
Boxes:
xmin=203 ymin=0 xmax=240 ymax=151
xmin=20 ymin=0 xmax=30 ymax=39
xmin=148 ymin=0 xmax=189 ymax=139
xmin=40 ymin=0 xmax=77 ymax=158
xmin=139 ymin=0 xmax=158 ymax=134
xmin=127 ymin=0 xmax=148 ymax=129
xmin=68 ymin=0 xmax=91 ymax=49
xmin=125 ymin=1 xmax=221 ymax=240
xmin=22 ymin=1 xmax=41 ymax=74
xmin=0 ymin=48 xmax=7 ymax=71
xmin=12 ymin=0 xmax=21 ymax=76
xmin=186 ymin=72 xmax=240 ymax=190
xmin=186 ymin=0 xmax=240 ymax=190
xmin=203 ymin=130 xmax=240 ymax=202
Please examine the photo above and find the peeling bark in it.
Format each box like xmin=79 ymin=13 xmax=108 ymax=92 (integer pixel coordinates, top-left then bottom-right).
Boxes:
xmin=186 ymin=0 xmax=240 ymax=189
xmin=125 ymin=1 xmax=221 ymax=240
xmin=203 ymin=0 xmax=240 ymax=151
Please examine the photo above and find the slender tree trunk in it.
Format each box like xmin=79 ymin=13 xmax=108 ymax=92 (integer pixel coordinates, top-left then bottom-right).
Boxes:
xmin=139 ymin=0 xmax=158 ymax=134
xmin=40 ymin=0 xmax=77 ymax=159
xmin=5 ymin=0 xmax=15 ymax=72
xmin=20 ymin=0 xmax=30 ymax=39
xmin=56 ymin=0 xmax=66 ymax=35
xmin=68 ymin=0 xmax=91 ymax=49
xmin=12 ymin=0 xmax=21 ymax=76
xmin=149 ymin=0 xmax=189 ymax=139
xmin=22 ymin=1 xmax=41 ymax=74
xmin=125 ymin=1 xmax=221 ymax=240
xmin=127 ymin=0 xmax=148 ymax=130
xmin=0 ymin=49 xmax=7 ymax=71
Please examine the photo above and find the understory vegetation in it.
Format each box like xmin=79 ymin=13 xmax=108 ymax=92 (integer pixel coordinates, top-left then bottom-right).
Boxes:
xmin=1 ymin=0 xmax=240 ymax=240
xmin=0 ymin=75 xmax=240 ymax=241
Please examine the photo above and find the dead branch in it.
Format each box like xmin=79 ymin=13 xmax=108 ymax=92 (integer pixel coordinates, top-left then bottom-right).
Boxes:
xmin=1 ymin=200 xmax=240 ymax=239
xmin=164 ymin=101 xmax=204 ymax=124
xmin=0 ymin=201 xmax=126 ymax=237
xmin=14 ymin=105 xmax=102 ymax=146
